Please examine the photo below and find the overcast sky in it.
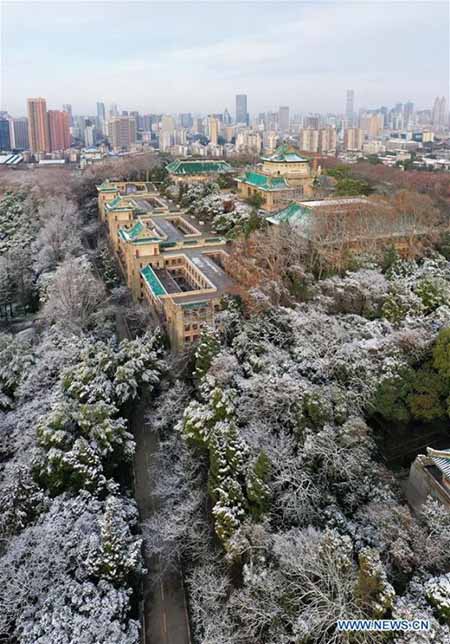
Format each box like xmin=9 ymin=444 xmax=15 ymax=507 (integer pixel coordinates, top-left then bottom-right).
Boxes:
xmin=1 ymin=0 xmax=449 ymax=117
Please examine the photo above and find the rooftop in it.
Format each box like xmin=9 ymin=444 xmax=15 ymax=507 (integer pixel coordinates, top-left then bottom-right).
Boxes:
xmin=141 ymin=265 xmax=167 ymax=297
xmin=427 ymin=447 xmax=450 ymax=479
xmin=266 ymin=202 xmax=312 ymax=227
xmin=298 ymin=197 xmax=370 ymax=209
xmin=166 ymin=159 xmax=233 ymax=175
xmin=236 ymin=171 xmax=290 ymax=191
xmin=261 ymin=144 xmax=309 ymax=164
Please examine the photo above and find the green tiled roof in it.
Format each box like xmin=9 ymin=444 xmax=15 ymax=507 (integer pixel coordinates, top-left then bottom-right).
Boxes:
xmin=106 ymin=196 xmax=122 ymax=209
xmin=266 ymin=202 xmax=312 ymax=233
xmin=97 ymin=181 xmax=117 ymax=193
xmin=237 ymin=171 xmax=289 ymax=191
xmin=118 ymin=221 xmax=161 ymax=244
xmin=128 ymin=221 xmax=144 ymax=239
xmin=261 ymin=144 xmax=309 ymax=163
xmin=141 ymin=265 xmax=167 ymax=297
xmin=166 ymin=159 xmax=233 ymax=175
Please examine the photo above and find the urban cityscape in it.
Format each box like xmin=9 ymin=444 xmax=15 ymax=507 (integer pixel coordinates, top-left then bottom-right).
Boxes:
xmin=1 ymin=91 xmax=449 ymax=170
xmin=1 ymin=2 xmax=450 ymax=644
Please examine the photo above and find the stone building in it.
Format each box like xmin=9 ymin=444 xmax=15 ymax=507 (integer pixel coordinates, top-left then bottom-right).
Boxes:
xmin=97 ymin=180 xmax=235 ymax=350
xmin=236 ymin=144 xmax=318 ymax=211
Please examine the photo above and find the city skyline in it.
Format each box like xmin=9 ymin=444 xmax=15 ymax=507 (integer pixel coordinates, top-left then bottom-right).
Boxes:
xmin=2 ymin=1 xmax=449 ymax=116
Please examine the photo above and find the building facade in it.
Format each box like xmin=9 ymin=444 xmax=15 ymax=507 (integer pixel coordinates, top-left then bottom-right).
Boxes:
xmin=108 ymin=116 xmax=137 ymax=150
xmin=9 ymin=117 xmax=29 ymax=150
xmin=0 ymin=119 xmax=11 ymax=151
xmin=236 ymin=94 xmax=248 ymax=125
xmin=48 ymin=110 xmax=71 ymax=151
xmin=343 ymin=127 xmax=364 ymax=151
xmin=27 ymin=97 xmax=50 ymax=154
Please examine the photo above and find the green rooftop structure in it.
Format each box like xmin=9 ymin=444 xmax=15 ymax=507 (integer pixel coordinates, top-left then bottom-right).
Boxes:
xmin=236 ymin=171 xmax=289 ymax=191
xmin=261 ymin=144 xmax=309 ymax=164
xmin=266 ymin=202 xmax=313 ymax=236
xmin=97 ymin=180 xmax=118 ymax=193
xmin=141 ymin=265 xmax=167 ymax=297
xmin=166 ymin=159 xmax=233 ymax=177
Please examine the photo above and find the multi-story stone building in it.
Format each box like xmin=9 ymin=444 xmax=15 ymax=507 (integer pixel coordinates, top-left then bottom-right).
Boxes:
xmin=97 ymin=180 xmax=235 ymax=350
xmin=236 ymin=144 xmax=318 ymax=211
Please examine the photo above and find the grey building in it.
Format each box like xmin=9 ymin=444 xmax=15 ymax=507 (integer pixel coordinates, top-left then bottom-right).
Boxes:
xmin=236 ymin=94 xmax=248 ymax=125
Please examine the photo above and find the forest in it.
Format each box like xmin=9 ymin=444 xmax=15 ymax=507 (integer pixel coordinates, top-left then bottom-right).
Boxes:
xmin=1 ymin=158 xmax=450 ymax=643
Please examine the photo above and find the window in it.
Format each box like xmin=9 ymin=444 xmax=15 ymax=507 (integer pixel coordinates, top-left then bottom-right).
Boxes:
xmin=184 ymin=324 xmax=191 ymax=331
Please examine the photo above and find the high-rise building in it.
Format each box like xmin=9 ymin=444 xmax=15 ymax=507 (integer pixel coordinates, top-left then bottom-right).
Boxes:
xmin=304 ymin=115 xmax=320 ymax=130
xmin=96 ymin=102 xmax=106 ymax=122
xmin=235 ymin=94 xmax=248 ymax=125
xmin=9 ymin=117 xmax=29 ymax=150
xmin=208 ymin=116 xmax=219 ymax=145
xmin=360 ymin=113 xmax=384 ymax=139
xmin=279 ymin=106 xmax=290 ymax=133
xmin=180 ymin=113 xmax=193 ymax=129
xmin=108 ymin=116 xmax=137 ymax=150
xmin=403 ymin=101 xmax=415 ymax=129
xmin=27 ymin=97 xmax=50 ymax=153
xmin=84 ymin=119 xmax=95 ymax=147
xmin=223 ymin=108 xmax=232 ymax=126
xmin=432 ymin=96 xmax=448 ymax=129
xmin=299 ymin=128 xmax=319 ymax=152
xmin=278 ymin=106 xmax=289 ymax=133
xmin=346 ymin=89 xmax=355 ymax=126
xmin=96 ymin=101 xmax=106 ymax=134
xmin=62 ymin=104 xmax=73 ymax=126
xmin=142 ymin=114 xmax=153 ymax=131
xmin=318 ymin=127 xmax=337 ymax=153
xmin=0 ymin=118 xmax=11 ymax=150
xmin=48 ymin=110 xmax=71 ymax=151
xmin=343 ymin=127 xmax=363 ymax=151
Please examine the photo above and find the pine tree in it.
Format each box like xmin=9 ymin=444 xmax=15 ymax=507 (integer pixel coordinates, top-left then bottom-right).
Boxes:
xmin=246 ymin=450 xmax=271 ymax=519
xmin=194 ymin=328 xmax=220 ymax=382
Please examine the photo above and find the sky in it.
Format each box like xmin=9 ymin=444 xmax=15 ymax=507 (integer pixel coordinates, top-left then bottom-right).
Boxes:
xmin=1 ymin=0 xmax=449 ymax=117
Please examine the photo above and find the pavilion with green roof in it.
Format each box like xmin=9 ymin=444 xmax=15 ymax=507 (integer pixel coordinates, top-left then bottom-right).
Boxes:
xmin=166 ymin=159 xmax=233 ymax=181
xmin=261 ymin=144 xmax=309 ymax=164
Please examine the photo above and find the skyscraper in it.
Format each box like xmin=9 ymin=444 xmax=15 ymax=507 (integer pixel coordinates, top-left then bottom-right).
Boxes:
xmin=432 ymin=96 xmax=448 ymax=129
xmin=9 ymin=117 xmax=29 ymax=150
xmin=223 ymin=108 xmax=232 ymax=126
xmin=208 ymin=116 xmax=219 ymax=145
xmin=0 ymin=119 xmax=11 ymax=150
xmin=48 ymin=110 xmax=71 ymax=151
xmin=108 ymin=116 xmax=137 ymax=150
xmin=346 ymin=89 xmax=355 ymax=126
xmin=279 ymin=106 xmax=290 ymax=133
xmin=27 ymin=97 xmax=50 ymax=153
xmin=403 ymin=101 xmax=414 ymax=129
xmin=180 ymin=113 xmax=193 ymax=129
xmin=235 ymin=94 xmax=248 ymax=125
xmin=96 ymin=101 xmax=106 ymax=133
xmin=62 ymin=104 xmax=73 ymax=126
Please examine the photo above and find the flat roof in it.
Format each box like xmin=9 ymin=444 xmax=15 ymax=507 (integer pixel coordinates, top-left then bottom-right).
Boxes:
xmin=299 ymin=198 xmax=369 ymax=208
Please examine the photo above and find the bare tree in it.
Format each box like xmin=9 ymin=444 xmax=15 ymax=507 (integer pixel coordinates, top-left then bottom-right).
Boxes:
xmin=41 ymin=256 xmax=108 ymax=333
